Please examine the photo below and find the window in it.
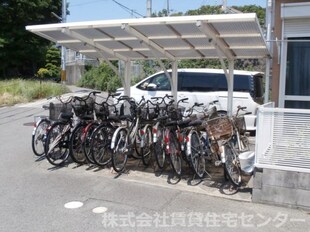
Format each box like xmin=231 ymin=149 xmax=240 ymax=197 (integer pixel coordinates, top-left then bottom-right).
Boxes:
xmin=179 ymin=73 xmax=216 ymax=92
xmin=179 ymin=72 xmax=252 ymax=93
xmin=285 ymin=38 xmax=310 ymax=109
xmin=137 ymin=73 xmax=171 ymax=91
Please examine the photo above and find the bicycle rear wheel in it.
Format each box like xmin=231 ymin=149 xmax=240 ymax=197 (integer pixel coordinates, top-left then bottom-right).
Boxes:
xmin=112 ymin=128 xmax=128 ymax=172
xmin=45 ymin=121 xmax=70 ymax=166
xmin=223 ymin=142 xmax=242 ymax=187
xmin=168 ymin=131 xmax=182 ymax=176
xmin=141 ymin=125 xmax=153 ymax=166
xmin=189 ymin=131 xmax=205 ymax=178
xmin=91 ymin=124 xmax=113 ymax=167
xmin=32 ymin=118 xmax=50 ymax=156
xmin=83 ymin=122 xmax=99 ymax=164
xmin=69 ymin=123 xmax=86 ymax=164
xmin=153 ymin=124 xmax=166 ymax=169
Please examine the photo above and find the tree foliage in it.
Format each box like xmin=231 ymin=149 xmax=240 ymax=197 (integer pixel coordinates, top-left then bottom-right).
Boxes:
xmin=0 ymin=0 xmax=62 ymax=78
xmin=36 ymin=45 xmax=61 ymax=79
xmin=78 ymin=62 xmax=121 ymax=92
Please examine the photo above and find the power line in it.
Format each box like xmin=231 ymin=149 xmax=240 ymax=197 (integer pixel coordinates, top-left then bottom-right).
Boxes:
xmin=112 ymin=0 xmax=144 ymax=18
xmin=70 ymin=0 xmax=108 ymax=8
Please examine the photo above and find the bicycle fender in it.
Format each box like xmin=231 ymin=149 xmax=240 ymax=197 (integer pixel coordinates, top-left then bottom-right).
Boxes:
xmin=140 ymin=124 xmax=152 ymax=148
xmin=186 ymin=130 xmax=195 ymax=156
xmin=110 ymin=126 xmax=126 ymax=150
xmin=152 ymin=121 xmax=161 ymax=143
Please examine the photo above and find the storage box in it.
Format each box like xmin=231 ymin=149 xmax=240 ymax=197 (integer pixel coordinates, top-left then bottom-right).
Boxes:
xmin=239 ymin=151 xmax=255 ymax=174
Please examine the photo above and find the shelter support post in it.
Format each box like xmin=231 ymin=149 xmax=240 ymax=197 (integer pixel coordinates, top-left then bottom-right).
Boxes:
xmin=124 ymin=61 xmax=131 ymax=97
xmin=227 ymin=60 xmax=234 ymax=117
xmin=264 ymin=57 xmax=270 ymax=103
xmin=171 ymin=61 xmax=178 ymax=104
xmin=218 ymin=56 xmax=234 ymax=117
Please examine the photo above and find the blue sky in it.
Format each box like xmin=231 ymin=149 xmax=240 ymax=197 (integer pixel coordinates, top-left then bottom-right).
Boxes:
xmin=67 ymin=0 xmax=266 ymax=22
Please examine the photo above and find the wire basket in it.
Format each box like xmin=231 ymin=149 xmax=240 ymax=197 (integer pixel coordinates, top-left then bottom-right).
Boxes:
xmin=168 ymin=106 xmax=185 ymax=121
xmin=140 ymin=106 xmax=158 ymax=121
xmin=206 ymin=116 xmax=233 ymax=140
xmin=95 ymin=103 xmax=118 ymax=119
xmin=234 ymin=116 xmax=246 ymax=134
xmin=72 ymin=97 xmax=95 ymax=117
xmin=49 ymin=102 xmax=72 ymax=121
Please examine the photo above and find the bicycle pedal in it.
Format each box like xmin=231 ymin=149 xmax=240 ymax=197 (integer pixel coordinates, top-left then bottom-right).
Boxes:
xmin=214 ymin=160 xmax=222 ymax=166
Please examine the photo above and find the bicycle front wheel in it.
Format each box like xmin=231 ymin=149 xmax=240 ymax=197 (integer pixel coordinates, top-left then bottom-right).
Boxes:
xmin=168 ymin=131 xmax=182 ymax=176
xmin=112 ymin=128 xmax=128 ymax=172
xmin=141 ymin=125 xmax=153 ymax=166
xmin=91 ymin=124 xmax=113 ymax=167
xmin=69 ymin=123 xmax=86 ymax=164
xmin=45 ymin=121 xmax=70 ymax=166
xmin=153 ymin=124 xmax=166 ymax=169
xmin=223 ymin=142 xmax=242 ymax=187
xmin=32 ymin=118 xmax=50 ymax=156
xmin=189 ymin=131 xmax=205 ymax=178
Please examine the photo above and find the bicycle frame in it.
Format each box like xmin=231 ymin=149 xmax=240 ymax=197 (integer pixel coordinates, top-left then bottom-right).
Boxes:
xmin=47 ymin=123 xmax=71 ymax=154
xmin=110 ymin=116 xmax=140 ymax=152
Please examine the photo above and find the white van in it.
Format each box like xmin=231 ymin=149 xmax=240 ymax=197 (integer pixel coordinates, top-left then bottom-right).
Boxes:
xmin=116 ymin=68 xmax=264 ymax=132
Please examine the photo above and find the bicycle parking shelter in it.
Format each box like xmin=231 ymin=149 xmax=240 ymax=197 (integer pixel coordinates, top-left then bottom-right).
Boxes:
xmin=26 ymin=13 xmax=270 ymax=116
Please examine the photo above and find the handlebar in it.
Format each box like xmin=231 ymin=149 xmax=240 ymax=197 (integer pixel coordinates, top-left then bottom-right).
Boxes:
xmin=72 ymin=91 xmax=101 ymax=102
xmin=151 ymin=94 xmax=174 ymax=106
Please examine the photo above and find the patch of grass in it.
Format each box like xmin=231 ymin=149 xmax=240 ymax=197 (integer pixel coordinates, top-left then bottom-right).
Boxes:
xmin=0 ymin=79 xmax=69 ymax=106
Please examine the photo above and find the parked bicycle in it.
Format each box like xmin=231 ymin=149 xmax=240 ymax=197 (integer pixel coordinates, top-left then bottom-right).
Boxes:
xmin=45 ymin=91 xmax=99 ymax=166
xmin=88 ymin=93 xmax=122 ymax=167
xmin=206 ymin=106 xmax=251 ymax=187
xmin=110 ymin=96 xmax=147 ymax=172
xmin=31 ymin=96 xmax=72 ymax=157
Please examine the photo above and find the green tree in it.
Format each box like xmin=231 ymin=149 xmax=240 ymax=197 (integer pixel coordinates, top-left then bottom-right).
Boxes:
xmin=36 ymin=45 xmax=61 ymax=79
xmin=0 ymin=0 xmax=63 ymax=78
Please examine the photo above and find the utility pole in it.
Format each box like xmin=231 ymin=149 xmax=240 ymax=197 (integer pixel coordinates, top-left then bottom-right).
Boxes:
xmin=61 ymin=0 xmax=67 ymax=83
xmin=146 ymin=0 xmax=152 ymax=17
xmin=222 ymin=0 xmax=227 ymax=13
xmin=167 ymin=0 xmax=170 ymax=16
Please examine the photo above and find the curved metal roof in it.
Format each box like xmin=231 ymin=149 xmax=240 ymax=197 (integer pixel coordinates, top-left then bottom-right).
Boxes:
xmin=26 ymin=13 xmax=270 ymax=61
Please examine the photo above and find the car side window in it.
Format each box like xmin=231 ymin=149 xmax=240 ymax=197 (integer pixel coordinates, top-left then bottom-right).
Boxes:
xmin=180 ymin=73 xmax=215 ymax=92
xmin=152 ymin=74 xmax=170 ymax=90
xmin=136 ymin=73 xmax=171 ymax=91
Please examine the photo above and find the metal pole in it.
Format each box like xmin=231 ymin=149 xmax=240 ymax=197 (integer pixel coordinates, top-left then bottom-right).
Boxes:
xmin=227 ymin=60 xmax=234 ymax=117
xmin=146 ymin=0 xmax=152 ymax=17
xmin=61 ymin=0 xmax=67 ymax=83
xmin=264 ymin=0 xmax=273 ymax=103
xmin=167 ymin=0 xmax=170 ymax=16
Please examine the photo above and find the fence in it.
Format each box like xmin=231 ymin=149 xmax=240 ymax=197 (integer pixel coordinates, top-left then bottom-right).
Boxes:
xmin=255 ymin=102 xmax=310 ymax=173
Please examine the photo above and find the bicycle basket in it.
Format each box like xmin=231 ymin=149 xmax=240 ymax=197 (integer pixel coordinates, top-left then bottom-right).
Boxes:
xmin=49 ymin=102 xmax=72 ymax=121
xmin=168 ymin=106 xmax=184 ymax=121
xmin=206 ymin=116 xmax=233 ymax=140
xmin=94 ymin=103 xmax=109 ymax=119
xmin=234 ymin=116 xmax=246 ymax=134
xmin=72 ymin=97 xmax=95 ymax=117
xmin=140 ymin=106 xmax=158 ymax=121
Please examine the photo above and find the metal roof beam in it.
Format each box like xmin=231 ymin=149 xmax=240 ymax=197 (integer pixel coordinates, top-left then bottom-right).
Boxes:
xmin=57 ymin=39 xmax=81 ymax=44
xmin=196 ymin=21 xmax=235 ymax=60
xmin=95 ymin=49 xmax=119 ymax=74
xmin=121 ymin=23 xmax=176 ymax=61
xmin=62 ymin=28 xmax=129 ymax=61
